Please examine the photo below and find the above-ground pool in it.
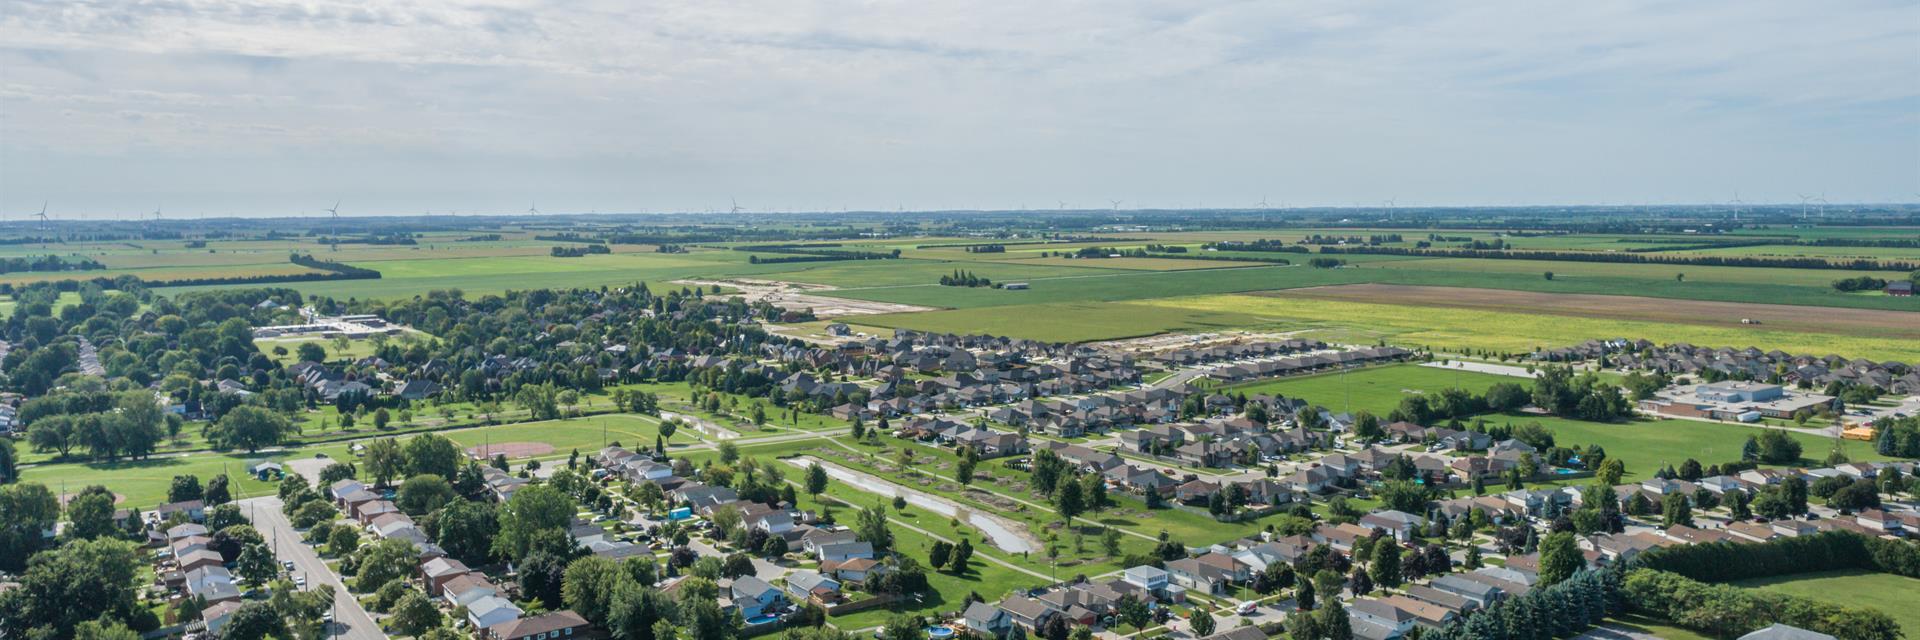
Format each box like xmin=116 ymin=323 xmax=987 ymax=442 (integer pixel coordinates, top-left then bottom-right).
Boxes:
xmin=927 ymin=627 xmax=956 ymax=639
xmin=668 ymin=507 xmax=694 ymax=521
xmin=747 ymin=615 xmax=781 ymax=626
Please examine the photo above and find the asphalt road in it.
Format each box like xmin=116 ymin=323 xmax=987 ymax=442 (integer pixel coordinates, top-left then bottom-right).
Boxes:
xmin=239 ymin=496 xmax=388 ymax=640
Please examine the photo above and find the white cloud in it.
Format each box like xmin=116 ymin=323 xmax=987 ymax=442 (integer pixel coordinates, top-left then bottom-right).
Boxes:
xmin=0 ymin=0 xmax=1914 ymax=215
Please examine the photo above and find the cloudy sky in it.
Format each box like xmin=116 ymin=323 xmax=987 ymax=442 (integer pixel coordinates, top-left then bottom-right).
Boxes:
xmin=2 ymin=0 xmax=1915 ymax=218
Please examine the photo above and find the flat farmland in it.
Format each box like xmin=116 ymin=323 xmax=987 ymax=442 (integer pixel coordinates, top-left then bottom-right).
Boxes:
xmin=824 ymin=264 xmax=1374 ymax=308
xmin=1727 ymin=226 xmax=1920 ymax=240
xmin=1009 ymin=256 xmax=1249 ymax=270
xmin=1281 ymin=283 xmax=1920 ymax=340
xmin=855 ymin=300 xmax=1279 ymax=343
xmin=1139 ymin=294 xmax=1920 ymax=360
xmin=1363 ymin=255 xmax=1909 ymax=287
xmin=1683 ymin=243 xmax=1920 ymax=260
xmin=161 ymin=249 xmax=807 ymax=299
xmin=822 ymin=254 xmax=1913 ymax=312
xmin=765 ymin=259 xmax=1124 ymax=288
xmin=0 ymin=262 xmax=324 ymax=286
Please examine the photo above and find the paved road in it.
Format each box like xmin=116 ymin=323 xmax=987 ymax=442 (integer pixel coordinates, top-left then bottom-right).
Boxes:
xmin=1420 ymin=360 xmax=1541 ymax=379
xmin=784 ymin=456 xmax=1041 ymax=553
xmin=239 ymin=496 xmax=387 ymax=640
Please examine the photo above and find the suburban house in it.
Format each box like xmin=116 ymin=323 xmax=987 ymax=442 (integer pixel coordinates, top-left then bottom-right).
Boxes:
xmin=727 ymin=576 xmax=788 ymax=619
xmin=963 ymin=601 xmax=1013 ymax=637
xmin=466 ymin=596 xmax=524 ymax=632
xmin=784 ymin=570 xmax=842 ymax=604
xmin=487 ymin=610 xmax=589 ymax=640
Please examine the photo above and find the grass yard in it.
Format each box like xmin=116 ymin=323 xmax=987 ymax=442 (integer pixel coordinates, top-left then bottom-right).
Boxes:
xmin=435 ymin=414 xmax=688 ymax=454
xmin=18 ymin=450 xmax=296 ymax=508
xmin=1730 ymin=569 xmax=1920 ymax=636
xmin=1224 ymin=363 xmax=1514 ymax=417
xmin=1605 ymin=613 xmax=1716 ymax=640
xmin=787 ymin=488 xmax=1041 ymax=630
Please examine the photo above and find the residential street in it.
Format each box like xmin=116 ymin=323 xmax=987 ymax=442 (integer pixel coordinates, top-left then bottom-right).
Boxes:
xmin=239 ymin=496 xmax=387 ymax=640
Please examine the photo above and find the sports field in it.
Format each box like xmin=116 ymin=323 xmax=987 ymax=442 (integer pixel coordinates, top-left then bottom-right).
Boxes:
xmin=1731 ymin=570 xmax=1920 ymax=635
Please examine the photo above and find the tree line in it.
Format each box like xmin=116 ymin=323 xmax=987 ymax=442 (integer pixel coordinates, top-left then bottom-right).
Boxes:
xmin=552 ymin=244 xmax=614 ymax=257
xmin=0 ymin=255 xmax=105 ymax=274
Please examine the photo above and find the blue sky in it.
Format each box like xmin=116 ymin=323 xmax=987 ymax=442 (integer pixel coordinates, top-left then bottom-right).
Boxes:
xmin=1 ymin=0 xmax=1915 ymax=218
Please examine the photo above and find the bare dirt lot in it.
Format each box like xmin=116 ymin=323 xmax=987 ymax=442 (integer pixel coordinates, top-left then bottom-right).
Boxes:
xmin=1278 ymin=283 xmax=1920 ymax=340
xmin=673 ymin=278 xmax=935 ymax=317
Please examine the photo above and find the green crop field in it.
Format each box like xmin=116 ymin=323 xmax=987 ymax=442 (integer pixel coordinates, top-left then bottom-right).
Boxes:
xmin=1137 ymin=295 xmax=1920 ymax=360
xmin=855 ymin=299 xmax=1283 ymax=342
xmin=1731 ymin=570 xmax=1920 ymax=635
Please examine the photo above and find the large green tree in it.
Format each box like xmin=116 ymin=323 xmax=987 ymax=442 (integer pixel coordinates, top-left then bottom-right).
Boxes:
xmin=0 ymin=482 xmax=60 ymax=572
xmin=0 ymin=537 xmax=148 ymax=637
xmin=434 ymin=499 xmax=498 ymax=564
xmin=1537 ymin=531 xmax=1583 ymax=586
xmin=494 ymin=484 xmax=575 ymax=561
xmin=209 ymin=406 xmax=294 ymax=453
xmin=402 ymin=434 xmax=463 ymax=480
xmin=397 ymin=474 xmax=457 ymax=515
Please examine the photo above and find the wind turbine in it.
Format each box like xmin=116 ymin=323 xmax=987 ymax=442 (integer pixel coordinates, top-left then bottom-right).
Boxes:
xmin=1385 ymin=197 xmax=1397 ymax=221
xmin=1256 ymin=196 xmax=1270 ymax=209
xmin=527 ymin=202 xmax=540 ymax=215
xmin=1728 ymin=193 xmax=1744 ymax=221
xmin=324 ymin=200 xmax=342 ymax=236
xmin=1057 ymin=200 xmax=1067 ymax=210
xmin=1797 ymin=194 xmax=1812 ymax=220
xmin=32 ymin=201 xmax=49 ymax=229
xmin=730 ymin=198 xmax=745 ymax=214
xmin=1815 ymin=193 xmax=1828 ymax=218
xmin=1109 ymin=199 xmax=1123 ymax=211
xmin=151 ymin=204 xmax=163 ymax=222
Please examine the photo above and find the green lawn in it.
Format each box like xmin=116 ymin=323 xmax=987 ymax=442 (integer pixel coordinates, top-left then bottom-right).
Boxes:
xmin=1730 ymin=570 xmax=1920 ymax=636
xmin=18 ymin=450 xmax=296 ymax=508
xmin=1223 ymin=363 xmax=1514 ymax=417
xmin=1606 ymin=613 xmax=1716 ymax=640
xmin=1513 ymin=416 xmax=1889 ymax=481
xmin=436 ymin=414 xmax=687 ymax=453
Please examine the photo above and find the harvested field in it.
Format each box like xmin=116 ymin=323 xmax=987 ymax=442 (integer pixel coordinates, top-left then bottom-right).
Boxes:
xmin=466 ymin=442 xmax=556 ymax=459
xmin=1275 ymin=283 xmax=1920 ymax=340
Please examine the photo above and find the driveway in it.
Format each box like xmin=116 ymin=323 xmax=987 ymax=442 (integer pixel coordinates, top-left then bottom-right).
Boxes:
xmin=238 ymin=496 xmax=386 ymax=640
